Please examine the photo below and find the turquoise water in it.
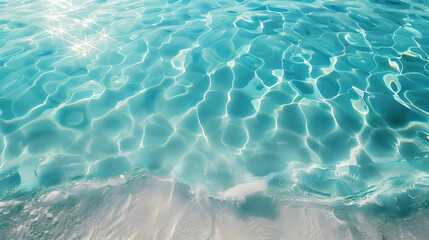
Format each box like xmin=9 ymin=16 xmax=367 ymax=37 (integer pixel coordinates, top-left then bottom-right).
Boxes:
xmin=1 ymin=0 xmax=429 ymax=238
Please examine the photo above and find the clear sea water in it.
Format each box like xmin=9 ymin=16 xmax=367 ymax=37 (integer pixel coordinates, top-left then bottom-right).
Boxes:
xmin=1 ymin=0 xmax=429 ymax=239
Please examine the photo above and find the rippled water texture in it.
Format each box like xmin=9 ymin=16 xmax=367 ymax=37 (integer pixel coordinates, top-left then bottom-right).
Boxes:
xmin=1 ymin=0 xmax=429 ymax=238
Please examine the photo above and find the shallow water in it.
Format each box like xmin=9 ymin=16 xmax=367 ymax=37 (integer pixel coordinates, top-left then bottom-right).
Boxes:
xmin=0 ymin=0 xmax=429 ymax=238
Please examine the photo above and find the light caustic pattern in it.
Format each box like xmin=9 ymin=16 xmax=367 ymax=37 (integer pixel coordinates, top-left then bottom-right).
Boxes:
xmin=1 ymin=0 xmax=429 ymax=236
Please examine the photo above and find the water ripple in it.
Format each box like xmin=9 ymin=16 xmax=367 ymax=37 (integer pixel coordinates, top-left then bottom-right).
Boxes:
xmin=0 ymin=0 xmax=429 ymax=229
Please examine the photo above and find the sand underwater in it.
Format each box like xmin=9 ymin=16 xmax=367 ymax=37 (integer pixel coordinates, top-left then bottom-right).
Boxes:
xmin=1 ymin=0 xmax=429 ymax=239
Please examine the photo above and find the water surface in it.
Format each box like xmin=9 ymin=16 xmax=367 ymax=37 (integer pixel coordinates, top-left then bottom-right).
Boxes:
xmin=1 ymin=0 xmax=429 ymax=239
